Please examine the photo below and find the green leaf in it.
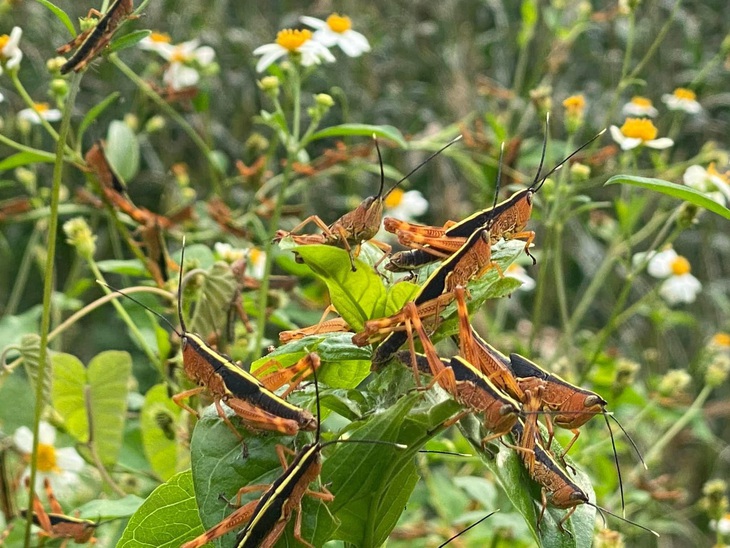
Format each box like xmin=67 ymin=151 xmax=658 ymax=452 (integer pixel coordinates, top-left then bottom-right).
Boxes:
xmin=20 ymin=334 xmax=53 ymax=404
xmin=0 ymin=306 xmax=42 ymax=350
xmin=293 ymin=245 xmax=386 ymax=332
xmin=141 ymin=384 xmax=186 ymax=481
xmin=306 ymin=124 xmax=408 ymax=149
xmin=106 ymin=120 xmax=140 ymax=182
xmin=78 ymin=92 xmax=121 ymax=142
xmin=76 ymin=495 xmax=145 ymax=520
xmin=87 ymin=351 xmax=131 ymax=465
xmin=0 ymin=151 xmax=55 ymax=172
xmin=108 ymin=29 xmax=152 ymax=53
xmin=52 ymin=353 xmax=90 ymax=443
xmin=189 ymin=262 xmax=238 ymax=339
xmin=605 ymin=175 xmax=730 ymax=221
xmin=36 ymin=0 xmax=76 ymax=36
xmin=384 ymin=280 xmax=420 ymax=315
xmin=97 ymin=259 xmax=150 ymax=277
xmin=118 ymin=470 xmax=204 ymax=548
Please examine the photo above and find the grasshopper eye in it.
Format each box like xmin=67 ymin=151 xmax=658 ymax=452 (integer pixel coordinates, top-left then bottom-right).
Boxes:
xmin=584 ymin=395 xmax=606 ymax=408
xmin=526 ymin=191 xmax=534 ymax=206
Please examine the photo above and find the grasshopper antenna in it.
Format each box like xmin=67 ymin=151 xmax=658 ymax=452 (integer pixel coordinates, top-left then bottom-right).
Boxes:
xmin=607 ymin=413 xmax=646 ymax=470
xmin=98 ymin=281 xmax=182 ymax=338
xmin=532 ymin=128 xmax=606 ymax=193
xmin=530 ymin=112 xmax=550 ymax=188
xmin=373 ymin=135 xmax=386 ymax=200
xmin=383 ymin=134 xmax=463 ymax=200
xmin=437 ymin=510 xmax=498 ymax=547
xmin=586 ymin=502 xmax=659 ymax=537
xmin=177 ymin=236 xmax=187 ymax=334
xmin=603 ymin=412 xmax=625 ymax=517
xmin=485 ymin=142 xmax=505 ymax=231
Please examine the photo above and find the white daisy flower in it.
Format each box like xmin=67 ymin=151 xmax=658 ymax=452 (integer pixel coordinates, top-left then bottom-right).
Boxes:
xmin=17 ymin=102 xmax=62 ymax=124
xmin=214 ymin=242 xmax=246 ymax=263
xmin=646 ymin=248 xmax=702 ymax=305
xmin=662 ymin=88 xmax=701 ymax=114
xmin=384 ymin=189 xmax=429 ymax=222
xmin=505 ymin=263 xmax=535 ymax=291
xmin=0 ymin=26 xmax=23 ymax=74
xmin=609 ymin=118 xmax=673 ymax=150
xmin=682 ymin=164 xmax=730 ymax=207
xmin=246 ymin=247 xmax=266 ymax=279
xmin=140 ymin=34 xmax=215 ymax=90
xmin=13 ymin=421 xmax=85 ymax=493
xmin=253 ymin=28 xmax=335 ymax=73
xmin=300 ymin=14 xmax=371 ymax=57
xmin=710 ymin=513 xmax=730 ymax=535
xmin=621 ymin=96 xmax=658 ymax=118
xmin=0 ymin=90 xmax=4 ymax=102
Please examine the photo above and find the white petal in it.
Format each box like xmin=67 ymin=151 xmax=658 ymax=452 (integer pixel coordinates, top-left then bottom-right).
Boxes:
xmin=17 ymin=108 xmax=42 ymax=124
xmin=609 ymin=126 xmax=626 ymax=145
xmin=301 ymin=40 xmax=336 ymax=63
xmin=55 ymin=447 xmax=85 ymax=472
xmin=660 ymin=274 xmax=701 ymax=304
xmin=194 ymin=46 xmax=216 ymax=65
xmin=645 ymin=137 xmax=674 ymax=149
xmin=255 ymin=48 xmax=287 ymax=72
xmin=401 ymin=190 xmax=429 ymax=216
xmin=506 ymin=266 xmax=536 ymax=291
xmin=311 ymin=29 xmax=340 ymax=47
xmin=13 ymin=426 xmax=34 ymax=453
xmin=647 ymin=249 xmax=677 ymax=278
xmin=683 ymin=165 xmax=707 ymax=188
xmin=338 ymin=31 xmax=370 ymax=57
xmin=42 ymin=109 xmax=62 ymax=122
xmin=164 ymin=63 xmax=200 ymax=90
xmin=252 ymin=42 xmax=284 ymax=56
xmin=0 ymin=91 xmax=4 ymax=102
xmin=178 ymin=39 xmax=200 ymax=55
xmin=300 ymin=16 xmax=328 ymax=30
xmin=619 ymin=137 xmax=642 ymax=150
xmin=8 ymin=26 xmax=23 ymax=49
xmin=38 ymin=421 xmax=57 ymax=444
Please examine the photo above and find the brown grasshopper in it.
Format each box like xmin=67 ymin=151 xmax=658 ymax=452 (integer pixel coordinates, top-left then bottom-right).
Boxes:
xmin=384 ymin=127 xmax=606 ymax=273
xmin=275 ymin=136 xmax=462 ymax=271
xmin=56 ymin=0 xmax=136 ymax=74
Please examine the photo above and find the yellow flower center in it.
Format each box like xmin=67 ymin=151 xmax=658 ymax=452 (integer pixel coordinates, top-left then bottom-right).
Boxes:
xmin=326 ymin=14 xmax=352 ymax=33
xmin=33 ymin=102 xmax=50 ymax=113
xmin=673 ymin=88 xmax=696 ymax=101
xmin=620 ymin=118 xmax=658 ymax=141
xmin=711 ymin=333 xmax=730 ymax=348
xmin=275 ymin=29 xmax=312 ymax=52
xmin=0 ymin=34 xmax=9 ymax=51
xmin=170 ymin=46 xmax=188 ymax=63
xmin=670 ymin=255 xmax=691 ymax=276
xmin=249 ymin=248 xmax=264 ymax=265
xmin=506 ymin=263 xmax=521 ymax=274
xmin=630 ymin=96 xmax=652 ymax=107
xmin=562 ymin=94 xmax=585 ymax=114
xmin=707 ymin=163 xmax=730 ymax=183
xmin=385 ymin=188 xmax=405 ymax=208
xmin=37 ymin=443 xmax=59 ymax=473
xmin=149 ymin=32 xmax=172 ymax=43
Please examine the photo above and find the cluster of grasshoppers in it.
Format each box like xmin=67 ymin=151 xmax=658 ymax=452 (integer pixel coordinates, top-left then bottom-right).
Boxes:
xmin=275 ymin=123 xmax=660 ymax=541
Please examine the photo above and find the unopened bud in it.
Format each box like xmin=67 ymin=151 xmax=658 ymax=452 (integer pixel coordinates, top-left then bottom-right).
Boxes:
xmin=705 ymin=353 xmax=730 ymax=388
xmin=258 ymin=76 xmax=280 ymax=97
xmin=315 ymin=93 xmax=334 ymax=108
xmin=50 ymin=78 xmax=68 ymax=98
xmin=593 ymin=528 xmax=624 ymax=548
xmin=570 ymin=161 xmax=591 ymax=181
xmin=613 ymin=358 xmax=640 ymax=391
xmin=144 ymin=115 xmax=166 ymax=133
xmin=63 ymin=217 xmax=97 ymax=259
xmin=46 ymin=56 xmax=67 ymax=73
xmin=657 ymin=369 xmax=692 ymax=398
xmin=123 ymin=113 xmax=139 ymax=132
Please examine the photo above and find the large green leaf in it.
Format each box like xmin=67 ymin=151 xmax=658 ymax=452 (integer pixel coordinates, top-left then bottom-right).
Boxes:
xmin=306 ymin=124 xmax=408 ymax=149
xmin=605 ymin=175 xmax=730 ymax=220
xmin=188 ymin=262 xmax=238 ymax=339
xmin=52 ymin=351 xmax=131 ymax=465
xmin=20 ymin=334 xmax=53 ymax=404
xmin=36 ymin=0 xmax=76 ymax=36
xmin=106 ymin=120 xmax=140 ymax=182
xmin=294 ymin=245 xmax=387 ymax=332
xmin=118 ymin=470 xmax=204 ymax=548
xmin=141 ymin=384 xmax=186 ymax=481
xmin=78 ymin=92 xmax=121 ymax=143
xmin=0 ymin=151 xmax=55 ymax=172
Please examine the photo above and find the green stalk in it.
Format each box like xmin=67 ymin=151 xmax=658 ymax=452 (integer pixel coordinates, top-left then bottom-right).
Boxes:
xmin=253 ymin=65 xmax=302 ymax=358
xmin=24 ymin=72 xmax=81 ymax=547
xmin=5 ymin=225 xmax=41 ymax=316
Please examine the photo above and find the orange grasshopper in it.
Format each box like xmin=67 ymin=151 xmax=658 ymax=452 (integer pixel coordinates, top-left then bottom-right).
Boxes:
xmin=18 ymin=478 xmax=98 ymax=547
xmin=275 ymin=136 xmax=462 ymax=271
xmin=103 ymin=241 xmax=319 ymax=439
xmin=181 ymin=365 xmax=406 ymax=548
xmin=56 ymin=0 xmax=136 ymax=74
xmin=384 ymin=128 xmax=606 ymax=273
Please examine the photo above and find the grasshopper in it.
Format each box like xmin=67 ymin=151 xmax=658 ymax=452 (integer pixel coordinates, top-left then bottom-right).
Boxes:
xmin=384 ymin=127 xmax=606 ymax=273
xmin=56 ymin=0 xmax=136 ymax=74
xmin=103 ymin=241 xmax=319 ymax=438
xmin=19 ymin=478 xmax=98 ymax=546
xmin=181 ymin=364 xmax=406 ymax=548
xmin=275 ymin=136 xmax=462 ymax=271
xmin=510 ymin=420 xmax=658 ymax=538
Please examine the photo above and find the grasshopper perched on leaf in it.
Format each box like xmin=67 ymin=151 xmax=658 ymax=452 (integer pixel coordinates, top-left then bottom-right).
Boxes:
xmin=384 ymin=126 xmax=606 ymax=273
xmin=275 ymin=136 xmax=462 ymax=271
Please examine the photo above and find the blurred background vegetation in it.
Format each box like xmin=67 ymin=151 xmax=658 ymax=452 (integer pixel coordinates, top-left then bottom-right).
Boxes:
xmin=1 ymin=0 xmax=729 ymax=546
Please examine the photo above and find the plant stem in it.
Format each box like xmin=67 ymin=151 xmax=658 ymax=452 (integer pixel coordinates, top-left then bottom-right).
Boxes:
xmin=24 ymin=72 xmax=81 ymax=548
xmin=5 ymin=225 xmax=41 ymax=316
